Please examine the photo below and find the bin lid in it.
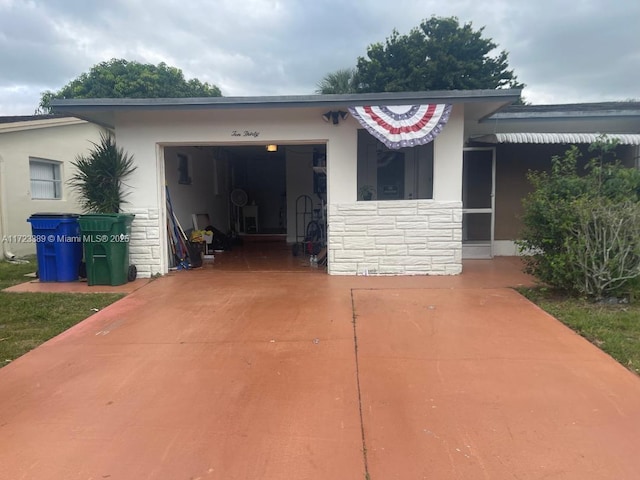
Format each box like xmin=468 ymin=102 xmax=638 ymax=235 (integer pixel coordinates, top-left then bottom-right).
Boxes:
xmin=79 ymin=213 xmax=135 ymax=218
xmin=78 ymin=213 xmax=135 ymax=223
xmin=29 ymin=213 xmax=79 ymax=218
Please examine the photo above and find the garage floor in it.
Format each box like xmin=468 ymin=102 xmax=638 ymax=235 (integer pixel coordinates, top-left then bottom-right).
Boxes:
xmin=1 ymin=259 xmax=640 ymax=479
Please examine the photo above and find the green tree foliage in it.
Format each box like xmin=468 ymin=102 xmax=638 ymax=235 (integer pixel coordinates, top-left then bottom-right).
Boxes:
xmin=38 ymin=59 xmax=221 ymax=113
xmin=354 ymin=16 xmax=523 ymax=93
xmin=519 ymin=139 xmax=640 ymax=298
xmin=69 ymin=133 xmax=137 ymax=213
xmin=315 ymin=68 xmax=357 ymax=94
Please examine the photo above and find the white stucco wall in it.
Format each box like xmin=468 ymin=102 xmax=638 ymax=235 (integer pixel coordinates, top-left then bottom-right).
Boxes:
xmin=327 ymin=105 xmax=464 ymax=275
xmin=433 ymin=104 xmax=464 ymax=202
xmin=114 ymin=107 xmax=351 ymax=275
xmin=112 ymin=103 xmax=466 ymax=276
xmin=0 ymin=119 xmax=107 ymax=257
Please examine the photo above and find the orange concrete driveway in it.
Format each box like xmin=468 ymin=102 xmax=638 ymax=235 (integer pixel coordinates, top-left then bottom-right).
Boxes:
xmin=1 ymin=260 xmax=640 ymax=479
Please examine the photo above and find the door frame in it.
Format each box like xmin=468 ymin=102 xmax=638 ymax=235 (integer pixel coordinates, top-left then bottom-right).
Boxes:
xmin=462 ymin=147 xmax=496 ymax=259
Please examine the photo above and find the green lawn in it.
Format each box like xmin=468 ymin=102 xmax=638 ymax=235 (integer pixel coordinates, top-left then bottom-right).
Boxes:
xmin=520 ymin=287 xmax=640 ymax=375
xmin=0 ymin=258 xmax=123 ymax=366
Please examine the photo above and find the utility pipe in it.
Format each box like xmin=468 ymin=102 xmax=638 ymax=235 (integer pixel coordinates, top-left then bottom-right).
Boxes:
xmin=0 ymin=153 xmax=17 ymax=260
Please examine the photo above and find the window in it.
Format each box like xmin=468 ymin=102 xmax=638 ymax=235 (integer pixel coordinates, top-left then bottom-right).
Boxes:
xmin=357 ymin=130 xmax=433 ymax=201
xmin=177 ymin=153 xmax=192 ymax=185
xmin=30 ymin=158 xmax=62 ymax=199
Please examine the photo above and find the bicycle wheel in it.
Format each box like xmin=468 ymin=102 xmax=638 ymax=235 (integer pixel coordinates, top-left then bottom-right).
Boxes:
xmin=305 ymin=220 xmax=322 ymax=243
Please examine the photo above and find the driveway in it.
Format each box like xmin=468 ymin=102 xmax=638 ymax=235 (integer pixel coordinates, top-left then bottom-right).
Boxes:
xmin=1 ymin=259 xmax=640 ymax=479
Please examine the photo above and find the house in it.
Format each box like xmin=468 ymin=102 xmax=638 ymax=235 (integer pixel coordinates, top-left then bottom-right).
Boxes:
xmin=0 ymin=115 xmax=107 ymax=258
xmin=469 ymin=102 xmax=640 ymax=257
xmin=49 ymin=93 xmax=640 ymax=278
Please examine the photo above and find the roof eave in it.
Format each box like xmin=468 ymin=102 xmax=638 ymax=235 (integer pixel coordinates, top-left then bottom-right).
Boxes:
xmin=484 ymin=109 xmax=640 ymax=122
xmin=0 ymin=116 xmax=86 ymax=134
xmin=50 ymin=89 xmax=522 ymax=112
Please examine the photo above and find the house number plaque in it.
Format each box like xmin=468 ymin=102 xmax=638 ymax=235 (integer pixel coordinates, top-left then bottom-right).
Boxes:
xmin=231 ymin=130 xmax=260 ymax=138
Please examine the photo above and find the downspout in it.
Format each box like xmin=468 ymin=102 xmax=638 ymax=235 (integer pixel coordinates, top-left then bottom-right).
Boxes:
xmin=0 ymin=153 xmax=17 ymax=260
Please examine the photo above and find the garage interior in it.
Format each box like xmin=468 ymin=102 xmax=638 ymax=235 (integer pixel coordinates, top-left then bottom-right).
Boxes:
xmin=163 ymin=143 xmax=327 ymax=272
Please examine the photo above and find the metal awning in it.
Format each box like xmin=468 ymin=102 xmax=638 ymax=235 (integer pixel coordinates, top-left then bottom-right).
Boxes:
xmin=472 ymin=133 xmax=640 ymax=145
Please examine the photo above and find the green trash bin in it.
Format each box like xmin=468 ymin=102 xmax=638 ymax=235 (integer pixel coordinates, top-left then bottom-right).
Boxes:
xmin=78 ymin=214 xmax=135 ymax=286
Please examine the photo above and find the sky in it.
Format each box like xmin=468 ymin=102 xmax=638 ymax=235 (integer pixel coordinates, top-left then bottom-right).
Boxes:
xmin=0 ymin=0 xmax=638 ymax=116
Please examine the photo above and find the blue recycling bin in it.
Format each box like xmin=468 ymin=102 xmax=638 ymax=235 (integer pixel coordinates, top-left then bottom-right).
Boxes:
xmin=27 ymin=213 xmax=83 ymax=282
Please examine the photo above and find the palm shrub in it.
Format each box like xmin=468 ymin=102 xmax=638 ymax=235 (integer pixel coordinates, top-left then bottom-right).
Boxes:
xmin=315 ymin=68 xmax=357 ymax=94
xmin=69 ymin=133 xmax=137 ymax=213
xmin=518 ymin=138 xmax=640 ymax=299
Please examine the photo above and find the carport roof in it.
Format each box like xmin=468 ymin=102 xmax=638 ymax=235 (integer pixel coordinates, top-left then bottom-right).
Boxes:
xmin=50 ymin=89 xmax=521 ymax=128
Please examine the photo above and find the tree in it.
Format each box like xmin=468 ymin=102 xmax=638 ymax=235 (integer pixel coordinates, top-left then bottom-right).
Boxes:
xmin=38 ymin=59 xmax=222 ymax=113
xmin=354 ymin=16 xmax=523 ymax=93
xmin=315 ymin=68 xmax=356 ymax=94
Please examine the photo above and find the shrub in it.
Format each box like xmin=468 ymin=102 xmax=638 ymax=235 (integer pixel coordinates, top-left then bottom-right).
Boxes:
xmin=567 ymin=199 xmax=640 ymax=298
xmin=69 ymin=133 xmax=136 ymax=213
xmin=518 ymin=138 xmax=640 ymax=299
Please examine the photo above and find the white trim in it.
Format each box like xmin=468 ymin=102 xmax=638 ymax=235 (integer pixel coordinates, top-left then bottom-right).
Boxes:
xmin=29 ymin=157 xmax=63 ymax=200
xmin=157 ymin=144 xmax=168 ymax=275
xmin=0 ymin=117 xmax=87 ymax=134
xmin=0 ymin=153 xmax=16 ymax=259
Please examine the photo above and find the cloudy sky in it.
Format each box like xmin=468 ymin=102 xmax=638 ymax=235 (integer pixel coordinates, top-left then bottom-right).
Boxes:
xmin=0 ymin=0 xmax=638 ymax=115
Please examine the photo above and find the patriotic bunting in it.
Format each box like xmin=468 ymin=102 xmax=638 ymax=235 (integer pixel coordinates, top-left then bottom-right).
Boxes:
xmin=349 ymin=104 xmax=452 ymax=150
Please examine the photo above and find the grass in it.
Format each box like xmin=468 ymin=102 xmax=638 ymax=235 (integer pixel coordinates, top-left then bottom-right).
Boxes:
xmin=519 ymin=287 xmax=640 ymax=375
xmin=0 ymin=258 xmax=123 ymax=366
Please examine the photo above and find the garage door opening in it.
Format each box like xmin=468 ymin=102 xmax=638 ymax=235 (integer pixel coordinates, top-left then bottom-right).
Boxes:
xmin=163 ymin=143 xmax=327 ymax=272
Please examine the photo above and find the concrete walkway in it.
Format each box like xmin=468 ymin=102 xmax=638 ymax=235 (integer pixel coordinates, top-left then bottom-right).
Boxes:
xmin=1 ymin=259 xmax=640 ymax=479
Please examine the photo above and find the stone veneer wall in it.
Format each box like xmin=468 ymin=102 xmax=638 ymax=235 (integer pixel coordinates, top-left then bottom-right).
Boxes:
xmin=124 ymin=207 xmax=162 ymax=278
xmin=327 ymin=200 xmax=462 ymax=275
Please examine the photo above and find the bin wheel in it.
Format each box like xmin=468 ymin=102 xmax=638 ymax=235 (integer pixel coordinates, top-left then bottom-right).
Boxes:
xmin=127 ymin=265 xmax=137 ymax=282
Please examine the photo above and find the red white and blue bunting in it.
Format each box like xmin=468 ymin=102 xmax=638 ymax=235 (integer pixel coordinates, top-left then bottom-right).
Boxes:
xmin=348 ymin=104 xmax=452 ymax=150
